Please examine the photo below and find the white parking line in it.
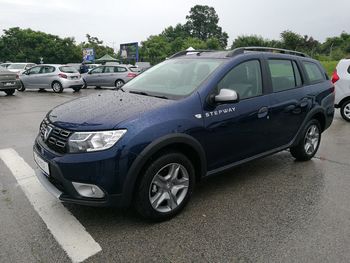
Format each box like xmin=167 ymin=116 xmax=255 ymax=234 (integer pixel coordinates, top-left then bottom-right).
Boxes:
xmin=0 ymin=148 xmax=102 ymax=263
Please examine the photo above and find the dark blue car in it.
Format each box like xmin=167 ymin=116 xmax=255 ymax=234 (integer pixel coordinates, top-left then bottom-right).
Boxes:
xmin=34 ymin=47 xmax=335 ymax=220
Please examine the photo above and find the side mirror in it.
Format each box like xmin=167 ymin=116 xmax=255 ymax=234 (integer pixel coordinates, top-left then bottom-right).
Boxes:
xmin=215 ymin=89 xmax=239 ymax=103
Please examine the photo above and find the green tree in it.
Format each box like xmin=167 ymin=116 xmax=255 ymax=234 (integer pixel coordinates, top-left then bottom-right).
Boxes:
xmin=184 ymin=5 xmax=228 ymax=48
xmin=79 ymin=34 xmax=115 ymax=59
xmin=0 ymin=27 xmax=81 ymax=63
xmin=231 ymin=35 xmax=273 ymax=49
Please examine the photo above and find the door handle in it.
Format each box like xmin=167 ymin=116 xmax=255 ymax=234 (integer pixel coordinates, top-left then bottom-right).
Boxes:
xmin=299 ymin=98 xmax=309 ymax=108
xmin=258 ymin=106 xmax=269 ymax=118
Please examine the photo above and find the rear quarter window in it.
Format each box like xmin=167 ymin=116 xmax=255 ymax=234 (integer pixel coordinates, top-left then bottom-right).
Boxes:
xmin=268 ymin=59 xmax=302 ymax=92
xmin=302 ymin=61 xmax=325 ymax=83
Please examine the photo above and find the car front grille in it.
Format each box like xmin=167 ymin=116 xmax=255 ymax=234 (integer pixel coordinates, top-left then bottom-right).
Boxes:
xmin=40 ymin=118 xmax=71 ymax=154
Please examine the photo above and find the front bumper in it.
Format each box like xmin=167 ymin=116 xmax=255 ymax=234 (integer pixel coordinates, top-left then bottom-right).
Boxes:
xmin=33 ymin=136 xmax=135 ymax=207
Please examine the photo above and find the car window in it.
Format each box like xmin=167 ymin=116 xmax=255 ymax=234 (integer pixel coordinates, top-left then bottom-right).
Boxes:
xmin=90 ymin=67 xmax=104 ymax=74
xmin=217 ymin=60 xmax=262 ymax=100
xmin=123 ymin=58 xmax=224 ymax=98
xmin=28 ymin=66 xmax=42 ymax=75
xmin=117 ymin=67 xmax=127 ymax=72
xmin=41 ymin=66 xmax=55 ymax=74
xmin=104 ymin=66 xmax=115 ymax=73
xmin=8 ymin=63 xmax=26 ymax=70
xmin=268 ymin=59 xmax=302 ymax=92
xmin=302 ymin=61 xmax=324 ymax=83
xmin=59 ymin=66 xmax=78 ymax=73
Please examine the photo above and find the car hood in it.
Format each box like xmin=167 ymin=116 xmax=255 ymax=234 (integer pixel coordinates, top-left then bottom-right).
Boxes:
xmin=48 ymin=91 xmax=172 ymax=131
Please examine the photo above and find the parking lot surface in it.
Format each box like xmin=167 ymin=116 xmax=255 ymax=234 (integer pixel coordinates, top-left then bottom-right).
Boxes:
xmin=1 ymin=89 xmax=350 ymax=262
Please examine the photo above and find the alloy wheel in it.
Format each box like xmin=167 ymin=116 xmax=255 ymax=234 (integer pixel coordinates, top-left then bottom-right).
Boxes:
xmin=304 ymin=124 xmax=320 ymax=155
xmin=149 ymin=163 xmax=189 ymax=213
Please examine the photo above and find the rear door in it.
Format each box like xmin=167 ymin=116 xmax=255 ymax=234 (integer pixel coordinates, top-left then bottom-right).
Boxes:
xmin=103 ymin=66 xmax=116 ymax=86
xmin=265 ymin=57 xmax=309 ymax=148
xmin=38 ymin=66 xmax=56 ymax=88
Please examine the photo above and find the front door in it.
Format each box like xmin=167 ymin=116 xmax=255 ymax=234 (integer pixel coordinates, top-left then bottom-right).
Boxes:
xmin=21 ymin=66 xmax=42 ymax=88
xmin=202 ymin=59 xmax=272 ymax=171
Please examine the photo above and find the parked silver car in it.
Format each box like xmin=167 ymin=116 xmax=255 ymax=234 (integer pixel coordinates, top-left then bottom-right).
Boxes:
xmin=82 ymin=65 xmax=138 ymax=89
xmin=19 ymin=64 xmax=84 ymax=93
xmin=0 ymin=66 xmax=21 ymax=95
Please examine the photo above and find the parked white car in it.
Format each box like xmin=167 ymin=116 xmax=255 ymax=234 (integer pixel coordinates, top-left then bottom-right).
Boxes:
xmin=333 ymin=59 xmax=350 ymax=121
xmin=7 ymin=63 xmax=36 ymax=74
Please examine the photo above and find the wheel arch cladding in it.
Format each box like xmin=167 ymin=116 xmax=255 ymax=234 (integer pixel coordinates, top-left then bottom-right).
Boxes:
xmin=121 ymin=134 xmax=207 ymax=206
xmin=312 ymin=112 xmax=326 ymax=131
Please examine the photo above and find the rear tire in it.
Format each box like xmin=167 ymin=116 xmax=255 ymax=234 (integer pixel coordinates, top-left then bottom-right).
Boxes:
xmin=17 ymin=82 xmax=25 ymax=92
xmin=340 ymin=100 xmax=350 ymax=122
xmin=134 ymin=151 xmax=195 ymax=221
xmin=52 ymin=81 xmax=63 ymax=93
xmin=4 ymin=89 xmax=15 ymax=96
xmin=72 ymin=87 xmax=81 ymax=92
xmin=290 ymin=119 xmax=321 ymax=161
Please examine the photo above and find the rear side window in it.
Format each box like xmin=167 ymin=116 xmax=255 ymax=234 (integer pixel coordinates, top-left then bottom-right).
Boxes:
xmin=117 ymin=67 xmax=127 ymax=72
xmin=218 ymin=60 xmax=262 ymax=100
xmin=268 ymin=59 xmax=302 ymax=92
xmin=59 ymin=66 xmax=78 ymax=73
xmin=302 ymin=61 xmax=324 ymax=83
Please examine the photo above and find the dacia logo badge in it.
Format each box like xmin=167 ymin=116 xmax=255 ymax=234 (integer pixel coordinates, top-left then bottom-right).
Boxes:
xmin=44 ymin=126 xmax=53 ymax=141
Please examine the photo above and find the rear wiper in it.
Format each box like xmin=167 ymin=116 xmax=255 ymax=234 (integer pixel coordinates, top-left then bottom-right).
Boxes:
xmin=129 ymin=90 xmax=168 ymax=99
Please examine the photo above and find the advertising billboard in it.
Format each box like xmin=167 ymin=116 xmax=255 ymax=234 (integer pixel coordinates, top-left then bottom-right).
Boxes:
xmin=83 ymin=48 xmax=95 ymax=62
xmin=120 ymin=42 xmax=139 ymax=62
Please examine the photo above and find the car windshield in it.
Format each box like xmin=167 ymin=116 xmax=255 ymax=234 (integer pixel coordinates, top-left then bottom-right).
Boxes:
xmin=8 ymin=63 xmax=26 ymax=70
xmin=59 ymin=66 xmax=78 ymax=73
xmin=123 ymin=58 xmax=224 ymax=99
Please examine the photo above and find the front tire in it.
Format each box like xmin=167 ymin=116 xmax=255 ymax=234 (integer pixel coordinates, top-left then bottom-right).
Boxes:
xmin=290 ymin=119 xmax=321 ymax=161
xmin=82 ymin=79 xmax=87 ymax=89
xmin=115 ymin=79 xmax=124 ymax=89
xmin=134 ymin=151 xmax=195 ymax=221
xmin=340 ymin=100 xmax=350 ymax=122
xmin=4 ymin=89 xmax=15 ymax=96
xmin=17 ymin=81 xmax=25 ymax=92
xmin=52 ymin=81 xmax=63 ymax=93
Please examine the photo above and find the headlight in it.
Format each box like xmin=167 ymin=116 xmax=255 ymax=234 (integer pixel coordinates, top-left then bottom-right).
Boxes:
xmin=68 ymin=130 xmax=127 ymax=153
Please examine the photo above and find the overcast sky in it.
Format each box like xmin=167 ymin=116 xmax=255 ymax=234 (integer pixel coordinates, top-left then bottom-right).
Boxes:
xmin=1 ymin=0 xmax=349 ymax=50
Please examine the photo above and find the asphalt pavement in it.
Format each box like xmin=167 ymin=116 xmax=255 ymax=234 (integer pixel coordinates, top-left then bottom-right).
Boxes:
xmin=0 ymin=88 xmax=349 ymax=263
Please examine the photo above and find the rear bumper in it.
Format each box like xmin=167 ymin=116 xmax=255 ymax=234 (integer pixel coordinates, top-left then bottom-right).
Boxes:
xmin=60 ymin=78 xmax=84 ymax=89
xmin=0 ymin=80 xmax=20 ymax=90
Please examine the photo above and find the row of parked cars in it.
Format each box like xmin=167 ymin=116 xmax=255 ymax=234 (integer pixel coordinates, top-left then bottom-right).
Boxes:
xmin=0 ymin=62 xmax=141 ymax=95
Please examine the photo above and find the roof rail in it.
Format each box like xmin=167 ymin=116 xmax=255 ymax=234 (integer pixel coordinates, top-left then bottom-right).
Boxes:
xmin=228 ymin=47 xmax=309 ymax=58
xmin=168 ymin=50 xmax=215 ymax=59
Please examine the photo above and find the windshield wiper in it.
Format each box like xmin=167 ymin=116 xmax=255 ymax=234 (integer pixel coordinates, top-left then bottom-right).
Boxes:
xmin=129 ymin=90 xmax=168 ymax=99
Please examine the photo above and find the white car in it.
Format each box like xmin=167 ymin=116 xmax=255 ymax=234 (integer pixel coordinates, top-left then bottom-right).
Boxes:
xmin=7 ymin=63 xmax=36 ymax=74
xmin=333 ymin=59 xmax=350 ymax=121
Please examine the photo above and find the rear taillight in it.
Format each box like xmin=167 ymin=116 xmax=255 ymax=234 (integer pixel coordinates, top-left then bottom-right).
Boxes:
xmin=331 ymin=70 xmax=340 ymax=84
xmin=127 ymin=72 xmax=137 ymax=78
xmin=58 ymin=73 xmax=67 ymax=79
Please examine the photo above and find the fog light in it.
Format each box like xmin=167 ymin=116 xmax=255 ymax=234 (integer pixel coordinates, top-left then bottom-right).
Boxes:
xmin=72 ymin=182 xmax=105 ymax=198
